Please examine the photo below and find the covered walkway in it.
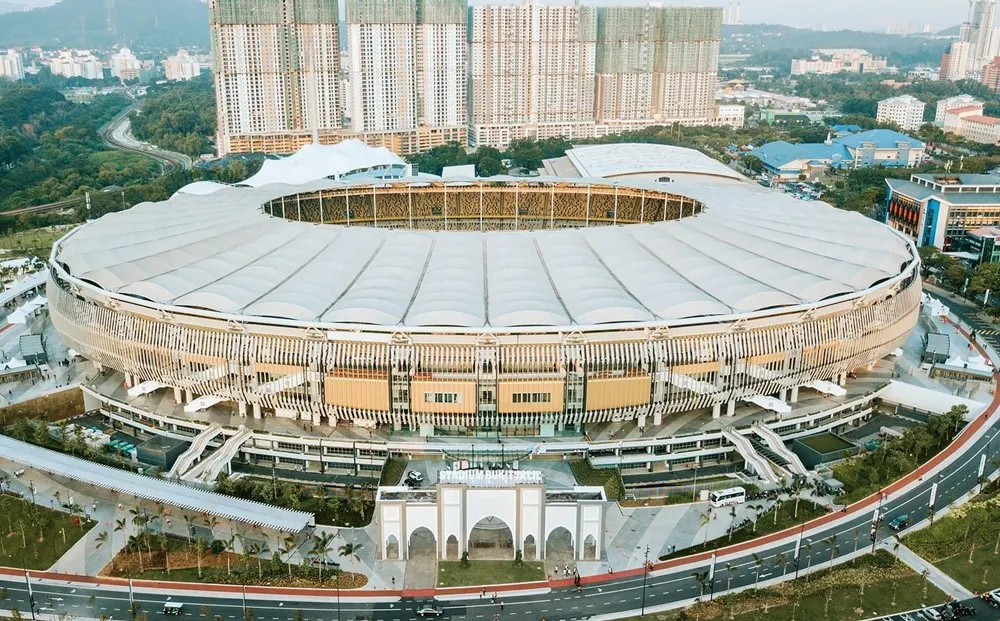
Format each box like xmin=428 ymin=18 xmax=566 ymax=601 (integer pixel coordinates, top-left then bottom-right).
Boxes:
xmin=0 ymin=435 xmax=312 ymax=532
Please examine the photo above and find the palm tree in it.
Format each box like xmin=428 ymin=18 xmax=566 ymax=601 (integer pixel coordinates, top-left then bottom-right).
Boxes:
xmin=247 ymin=541 xmax=270 ymax=578
xmin=691 ymin=570 xmax=709 ymax=597
xmin=775 ymin=552 xmax=788 ymax=575
xmin=338 ymin=542 xmax=362 ymax=564
xmin=725 ymin=562 xmax=737 ymax=591
xmin=727 ymin=506 xmax=738 ymax=542
xmin=95 ymin=531 xmax=109 ymax=557
xmin=804 ymin=542 xmax=814 ymax=581
xmin=202 ymin=515 xmax=219 ymax=544
xmin=279 ymin=534 xmax=299 ymax=579
xmin=699 ymin=511 xmax=712 ymax=548
xmin=851 ymin=527 xmax=861 ymax=564
xmin=113 ymin=518 xmax=126 ymax=573
xmin=824 ymin=535 xmax=839 ymax=569
xmin=750 ymin=505 xmax=764 ymax=533
xmin=223 ymin=536 xmax=236 ymax=575
xmin=752 ymin=553 xmax=764 ymax=588
xmin=182 ymin=514 xmax=196 ymax=546
xmin=310 ymin=532 xmax=335 ymax=582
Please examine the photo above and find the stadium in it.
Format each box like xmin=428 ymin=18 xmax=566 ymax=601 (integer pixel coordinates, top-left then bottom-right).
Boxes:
xmin=48 ymin=141 xmax=920 ymax=440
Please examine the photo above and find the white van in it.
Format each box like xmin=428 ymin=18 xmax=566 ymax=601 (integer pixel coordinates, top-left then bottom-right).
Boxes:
xmin=163 ymin=602 xmax=184 ymax=615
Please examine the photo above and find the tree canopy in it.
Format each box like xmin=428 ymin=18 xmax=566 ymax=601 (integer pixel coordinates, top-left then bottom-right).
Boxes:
xmin=130 ymin=75 xmax=216 ymax=158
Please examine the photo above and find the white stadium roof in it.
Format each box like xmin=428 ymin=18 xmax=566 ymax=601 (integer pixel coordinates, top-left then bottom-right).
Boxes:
xmin=565 ymin=143 xmax=743 ymax=181
xmin=242 ymin=140 xmax=407 ymax=187
xmin=53 ymin=142 xmax=915 ymax=332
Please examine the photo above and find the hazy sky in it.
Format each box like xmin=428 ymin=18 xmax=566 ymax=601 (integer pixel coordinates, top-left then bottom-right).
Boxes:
xmin=470 ymin=0 xmax=967 ymax=32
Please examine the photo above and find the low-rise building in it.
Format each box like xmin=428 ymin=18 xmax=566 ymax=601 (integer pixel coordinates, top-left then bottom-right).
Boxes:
xmin=936 ymin=94 xmax=984 ymax=124
xmin=790 ymin=48 xmax=888 ymax=75
xmin=885 ymin=173 xmax=1000 ymax=249
xmin=714 ymin=104 xmax=746 ymax=128
xmin=964 ymin=226 xmax=1000 ymax=263
xmin=749 ymin=129 xmax=926 ymax=180
xmin=958 ymin=114 xmax=1000 ymax=145
xmin=876 ymin=95 xmax=926 ymax=131
xmin=942 ymin=104 xmax=986 ymax=133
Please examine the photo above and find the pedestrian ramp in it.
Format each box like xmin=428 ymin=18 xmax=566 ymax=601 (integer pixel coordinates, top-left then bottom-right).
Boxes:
xmin=753 ymin=423 xmax=808 ymax=476
xmin=167 ymin=423 xmax=223 ymax=479
xmin=721 ymin=427 xmax=782 ymax=485
xmin=181 ymin=426 xmax=252 ymax=483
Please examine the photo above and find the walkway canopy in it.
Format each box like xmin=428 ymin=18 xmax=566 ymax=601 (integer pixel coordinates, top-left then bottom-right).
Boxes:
xmin=0 ymin=436 xmax=313 ymax=532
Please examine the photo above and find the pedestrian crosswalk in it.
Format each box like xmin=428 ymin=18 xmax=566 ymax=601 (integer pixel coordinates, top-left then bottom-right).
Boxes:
xmin=974 ymin=329 xmax=1000 ymax=336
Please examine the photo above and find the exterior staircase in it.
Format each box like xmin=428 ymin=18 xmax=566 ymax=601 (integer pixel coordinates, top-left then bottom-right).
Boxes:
xmin=721 ymin=427 xmax=782 ymax=485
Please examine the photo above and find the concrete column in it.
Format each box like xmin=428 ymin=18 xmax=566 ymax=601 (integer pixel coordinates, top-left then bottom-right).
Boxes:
xmin=726 ymin=400 xmax=736 ymax=417
xmin=712 ymin=402 xmax=722 ymax=418
xmin=779 ymin=388 xmax=788 ymax=402
xmin=790 ymin=386 xmax=799 ymax=403
xmin=172 ymin=387 xmax=182 ymax=404
xmin=238 ymin=401 xmax=247 ymax=417
xmin=653 ymin=410 xmax=662 ymax=426
xmin=252 ymin=403 xmax=262 ymax=419
xmin=839 ymin=372 xmax=847 ymax=386
xmin=637 ymin=414 xmax=647 ymax=429
xmin=312 ymin=410 xmax=322 ymax=426
xmin=184 ymin=390 xmax=192 ymax=404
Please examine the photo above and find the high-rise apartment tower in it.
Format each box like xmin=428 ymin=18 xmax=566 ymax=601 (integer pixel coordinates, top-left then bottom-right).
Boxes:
xmin=345 ymin=0 xmax=467 ymax=154
xmin=209 ymin=0 xmax=343 ymax=155
xmin=469 ymin=2 xmax=721 ymax=149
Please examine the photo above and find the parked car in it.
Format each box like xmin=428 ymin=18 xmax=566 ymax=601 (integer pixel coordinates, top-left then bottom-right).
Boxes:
xmin=889 ymin=514 xmax=910 ymax=530
xmin=921 ymin=607 xmax=943 ymax=621
xmin=416 ymin=605 xmax=443 ymax=617
xmin=406 ymin=470 xmax=425 ymax=485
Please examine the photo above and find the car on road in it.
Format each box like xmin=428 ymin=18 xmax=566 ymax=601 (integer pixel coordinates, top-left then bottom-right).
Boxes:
xmin=416 ymin=604 xmax=443 ymax=617
xmin=981 ymin=590 xmax=1000 ymax=608
xmin=921 ymin=607 xmax=943 ymax=620
xmin=888 ymin=514 xmax=910 ymax=530
xmin=163 ymin=602 xmax=184 ymax=615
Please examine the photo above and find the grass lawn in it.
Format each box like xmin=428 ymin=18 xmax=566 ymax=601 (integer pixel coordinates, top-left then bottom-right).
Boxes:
xmin=659 ymin=498 xmax=829 ymax=560
xmin=0 ymin=493 xmax=95 ymax=570
xmin=904 ymin=480 xmax=1000 ymax=591
xmin=438 ymin=560 xmax=545 ymax=587
xmin=932 ymin=548 xmax=999 ymax=593
xmin=799 ymin=432 xmax=854 ymax=454
xmin=0 ymin=226 xmax=75 ymax=260
xmin=569 ymin=459 xmax=624 ymax=500
xmin=618 ymin=552 xmax=946 ymax=621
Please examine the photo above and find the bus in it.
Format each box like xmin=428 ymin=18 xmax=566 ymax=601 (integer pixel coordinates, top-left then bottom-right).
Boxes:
xmin=709 ymin=486 xmax=746 ymax=508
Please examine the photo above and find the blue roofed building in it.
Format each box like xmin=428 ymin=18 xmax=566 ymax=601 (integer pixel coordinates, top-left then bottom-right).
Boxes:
xmin=747 ymin=129 xmax=925 ymax=181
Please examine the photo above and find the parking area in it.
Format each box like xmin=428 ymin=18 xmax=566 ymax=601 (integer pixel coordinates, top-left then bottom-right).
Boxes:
xmin=870 ymin=592 xmax=997 ymax=621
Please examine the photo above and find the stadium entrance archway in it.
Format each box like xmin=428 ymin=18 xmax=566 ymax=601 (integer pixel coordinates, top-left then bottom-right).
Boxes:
xmin=468 ymin=516 xmax=514 ymax=560
xmin=408 ymin=527 xmax=436 ymax=559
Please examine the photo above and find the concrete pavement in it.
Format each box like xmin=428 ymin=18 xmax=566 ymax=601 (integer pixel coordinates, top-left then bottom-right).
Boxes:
xmin=883 ymin=540 xmax=975 ymax=601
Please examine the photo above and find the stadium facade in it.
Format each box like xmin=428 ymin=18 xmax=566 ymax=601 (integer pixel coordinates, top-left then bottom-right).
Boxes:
xmin=49 ymin=142 xmax=920 ymax=438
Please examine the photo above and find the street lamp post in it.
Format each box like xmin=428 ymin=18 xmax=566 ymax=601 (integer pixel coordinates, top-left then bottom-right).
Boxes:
xmin=708 ymin=552 xmax=717 ymax=601
xmin=22 ymin=564 xmax=35 ymax=621
xmin=640 ymin=545 xmax=650 ymax=616
xmin=793 ymin=525 xmax=805 ymax=579
xmin=241 ymin=584 xmax=247 ymax=619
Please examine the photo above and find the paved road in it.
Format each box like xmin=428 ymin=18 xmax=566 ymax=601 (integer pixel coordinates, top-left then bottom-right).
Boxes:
xmin=99 ymin=88 xmax=192 ymax=175
xmin=0 ymin=405 xmax=996 ymax=621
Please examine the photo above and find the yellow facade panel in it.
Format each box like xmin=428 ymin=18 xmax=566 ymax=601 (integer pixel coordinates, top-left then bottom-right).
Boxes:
xmin=187 ymin=353 xmax=225 ymax=366
xmin=255 ymin=362 xmax=302 ymax=376
xmin=585 ymin=375 xmax=651 ymax=411
xmin=324 ymin=376 xmax=390 ymax=411
xmin=411 ymin=380 xmax=478 ymax=414
xmin=498 ymin=380 xmax=565 ymax=413
xmin=748 ymin=352 xmax=785 ymax=365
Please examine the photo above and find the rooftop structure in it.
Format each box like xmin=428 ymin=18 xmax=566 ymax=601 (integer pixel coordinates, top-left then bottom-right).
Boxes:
xmin=935 ymin=94 xmax=984 ymax=124
xmin=748 ymin=130 xmax=925 ymax=180
xmin=49 ymin=142 xmax=919 ymax=435
xmin=886 ymin=173 xmax=1000 ymax=248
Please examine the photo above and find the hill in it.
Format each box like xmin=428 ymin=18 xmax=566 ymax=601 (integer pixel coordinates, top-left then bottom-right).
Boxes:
xmin=723 ymin=24 xmax=951 ymax=70
xmin=0 ymin=0 xmax=209 ymax=50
